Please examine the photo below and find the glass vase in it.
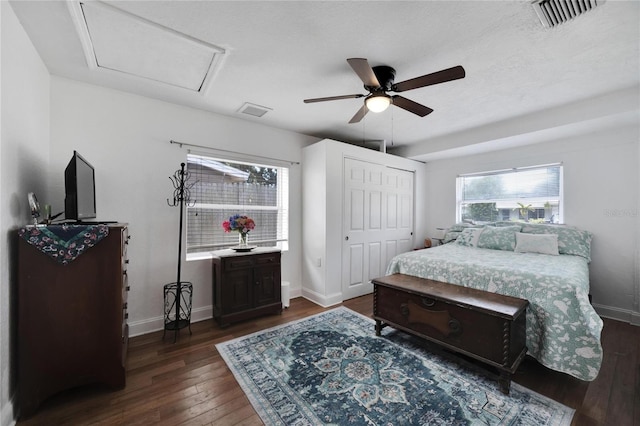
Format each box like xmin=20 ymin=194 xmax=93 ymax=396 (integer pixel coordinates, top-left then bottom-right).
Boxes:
xmin=238 ymin=232 xmax=248 ymax=247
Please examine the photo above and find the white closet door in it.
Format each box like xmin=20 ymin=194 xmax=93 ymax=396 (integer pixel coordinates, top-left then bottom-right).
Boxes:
xmin=383 ymin=167 xmax=414 ymax=266
xmin=342 ymin=158 xmax=414 ymax=300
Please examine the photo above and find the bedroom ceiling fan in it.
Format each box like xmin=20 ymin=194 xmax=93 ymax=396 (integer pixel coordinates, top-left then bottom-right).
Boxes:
xmin=304 ymin=58 xmax=466 ymax=124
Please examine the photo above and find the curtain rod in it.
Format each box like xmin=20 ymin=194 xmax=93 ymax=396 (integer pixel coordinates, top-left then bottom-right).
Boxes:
xmin=169 ymin=139 xmax=300 ymax=166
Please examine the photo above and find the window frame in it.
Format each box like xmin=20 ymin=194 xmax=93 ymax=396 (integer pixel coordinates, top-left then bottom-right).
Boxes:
xmin=185 ymin=153 xmax=289 ymax=261
xmin=456 ymin=163 xmax=564 ymax=224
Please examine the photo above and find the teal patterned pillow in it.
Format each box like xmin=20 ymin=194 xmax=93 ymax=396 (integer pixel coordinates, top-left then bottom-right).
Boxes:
xmin=443 ymin=231 xmax=461 ymax=244
xmin=520 ymin=224 xmax=592 ymax=261
xmin=477 ymin=226 xmax=520 ymax=251
xmin=493 ymin=221 xmax=523 ymax=231
xmin=446 ymin=224 xmax=469 ymax=233
xmin=443 ymin=223 xmax=482 ymax=243
xmin=455 ymin=228 xmax=483 ymax=247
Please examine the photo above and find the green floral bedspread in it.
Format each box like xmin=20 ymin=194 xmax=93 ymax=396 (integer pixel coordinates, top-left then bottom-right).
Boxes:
xmin=386 ymin=244 xmax=603 ymax=381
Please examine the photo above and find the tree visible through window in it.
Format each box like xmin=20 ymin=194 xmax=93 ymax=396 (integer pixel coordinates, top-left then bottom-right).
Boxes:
xmin=456 ymin=164 xmax=563 ymax=224
xmin=186 ymin=154 xmax=289 ymax=256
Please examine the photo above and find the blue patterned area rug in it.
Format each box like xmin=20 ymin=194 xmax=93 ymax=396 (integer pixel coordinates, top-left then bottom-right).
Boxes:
xmin=216 ymin=307 xmax=574 ymax=425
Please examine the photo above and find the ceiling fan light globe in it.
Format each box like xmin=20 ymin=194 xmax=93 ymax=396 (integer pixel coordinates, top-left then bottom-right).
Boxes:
xmin=365 ymin=95 xmax=391 ymax=113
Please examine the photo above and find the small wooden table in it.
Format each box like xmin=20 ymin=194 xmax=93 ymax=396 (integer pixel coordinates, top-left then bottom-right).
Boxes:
xmin=372 ymin=273 xmax=529 ymax=394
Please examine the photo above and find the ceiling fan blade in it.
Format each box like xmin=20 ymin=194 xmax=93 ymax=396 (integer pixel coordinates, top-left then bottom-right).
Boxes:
xmin=304 ymin=94 xmax=365 ymax=103
xmin=392 ymin=96 xmax=434 ymax=117
xmin=392 ymin=65 xmax=465 ymax=92
xmin=347 ymin=58 xmax=381 ymax=88
xmin=349 ymin=104 xmax=369 ymax=124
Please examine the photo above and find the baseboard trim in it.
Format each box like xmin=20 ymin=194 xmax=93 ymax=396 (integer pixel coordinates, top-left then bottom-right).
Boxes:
xmin=300 ymin=288 xmax=342 ymax=308
xmin=593 ymin=303 xmax=640 ymax=325
xmin=128 ymin=288 xmax=305 ymax=337
xmin=1 ymin=398 xmax=16 ymax=426
xmin=128 ymin=305 xmax=213 ymax=337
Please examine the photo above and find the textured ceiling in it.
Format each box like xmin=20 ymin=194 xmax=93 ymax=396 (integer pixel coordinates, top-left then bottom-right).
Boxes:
xmin=9 ymin=0 xmax=640 ymax=160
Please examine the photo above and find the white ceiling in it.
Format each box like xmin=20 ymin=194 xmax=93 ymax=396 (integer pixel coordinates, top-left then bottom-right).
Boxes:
xmin=9 ymin=0 xmax=640 ymax=161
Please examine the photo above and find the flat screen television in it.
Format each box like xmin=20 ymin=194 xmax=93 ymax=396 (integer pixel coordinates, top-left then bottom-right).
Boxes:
xmin=64 ymin=150 xmax=97 ymax=221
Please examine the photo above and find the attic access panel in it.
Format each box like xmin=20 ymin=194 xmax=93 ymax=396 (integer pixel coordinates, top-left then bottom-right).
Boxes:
xmin=68 ymin=1 xmax=226 ymax=93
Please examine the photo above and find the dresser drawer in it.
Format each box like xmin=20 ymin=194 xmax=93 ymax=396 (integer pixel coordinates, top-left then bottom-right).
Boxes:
xmin=223 ymin=257 xmax=255 ymax=271
xmin=223 ymin=253 xmax=280 ymax=271
xmin=255 ymin=254 xmax=280 ymax=266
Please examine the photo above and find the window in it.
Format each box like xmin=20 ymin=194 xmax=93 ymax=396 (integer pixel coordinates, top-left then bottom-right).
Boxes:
xmin=456 ymin=164 xmax=563 ymax=224
xmin=186 ymin=154 xmax=289 ymax=257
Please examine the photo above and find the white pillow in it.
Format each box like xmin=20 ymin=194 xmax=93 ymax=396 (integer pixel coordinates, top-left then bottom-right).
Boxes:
xmin=514 ymin=232 xmax=559 ymax=255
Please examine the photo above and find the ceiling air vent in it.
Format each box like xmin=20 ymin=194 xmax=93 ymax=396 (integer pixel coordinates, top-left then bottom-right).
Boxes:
xmin=238 ymin=103 xmax=272 ymax=118
xmin=532 ymin=0 xmax=604 ymax=28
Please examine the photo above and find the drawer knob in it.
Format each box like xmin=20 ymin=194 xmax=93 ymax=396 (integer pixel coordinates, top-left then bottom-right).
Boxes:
xmin=448 ymin=318 xmax=462 ymax=335
xmin=421 ymin=297 xmax=436 ymax=307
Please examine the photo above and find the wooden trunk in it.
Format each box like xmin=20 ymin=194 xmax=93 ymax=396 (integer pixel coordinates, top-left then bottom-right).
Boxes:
xmin=372 ymin=273 xmax=528 ymax=394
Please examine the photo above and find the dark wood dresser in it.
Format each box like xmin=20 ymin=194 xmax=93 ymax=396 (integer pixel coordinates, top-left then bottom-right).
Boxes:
xmin=372 ymin=273 xmax=528 ymax=394
xmin=211 ymin=248 xmax=282 ymax=327
xmin=17 ymin=224 xmax=130 ymax=418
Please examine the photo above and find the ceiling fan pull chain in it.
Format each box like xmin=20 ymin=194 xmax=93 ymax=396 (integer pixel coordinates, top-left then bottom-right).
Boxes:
xmin=391 ymin=108 xmax=394 ymax=147
xmin=362 ymin=114 xmax=366 ymax=146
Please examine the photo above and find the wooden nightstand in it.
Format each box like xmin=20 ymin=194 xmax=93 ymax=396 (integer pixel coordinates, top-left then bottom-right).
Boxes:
xmin=211 ymin=248 xmax=282 ymax=327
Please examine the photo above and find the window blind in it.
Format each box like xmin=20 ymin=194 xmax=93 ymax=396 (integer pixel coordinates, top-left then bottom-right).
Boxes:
xmin=186 ymin=154 xmax=289 ymax=254
xmin=460 ymin=165 xmax=561 ymax=203
xmin=457 ymin=164 xmax=563 ymax=223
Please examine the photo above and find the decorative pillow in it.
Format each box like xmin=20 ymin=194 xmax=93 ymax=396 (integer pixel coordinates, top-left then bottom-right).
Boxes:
xmin=446 ymin=223 xmax=475 ymax=232
xmin=443 ymin=230 xmax=462 ymax=244
xmin=514 ymin=232 xmax=559 ymax=255
xmin=520 ymin=223 xmax=593 ymax=261
xmin=455 ymin=228 xmax=484 ymax=247
xmin=476 ymin=226 xmax=520 ymax=251
xmin=443 ymin=223 xmax=482 ymax=243
xmin=493 ymin=221 xmax=523 ymax=231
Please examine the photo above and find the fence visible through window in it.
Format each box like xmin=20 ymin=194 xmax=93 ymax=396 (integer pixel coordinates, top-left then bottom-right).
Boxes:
xmin=186 ymin=154 xmax=289 ymax=255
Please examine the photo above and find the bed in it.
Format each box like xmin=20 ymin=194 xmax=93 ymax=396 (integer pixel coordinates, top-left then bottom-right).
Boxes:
xmin=385 ymin=222 xmax=603 ymax=381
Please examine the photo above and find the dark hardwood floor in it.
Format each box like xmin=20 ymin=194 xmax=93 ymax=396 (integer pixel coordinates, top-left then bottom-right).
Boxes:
xmin=16 ymin=295 xmax=639 ymax=425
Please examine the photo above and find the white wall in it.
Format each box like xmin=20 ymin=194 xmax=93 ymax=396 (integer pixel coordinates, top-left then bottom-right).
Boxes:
xmin=637 ymin=134 xmax=640 ymax=325
xmin=49 ymin=76 xmax=318 ymax=336
xmin=1 ymin=3 xmax=51 ymax=424
xmin=422 ymin=123 xmax=640 ymax=323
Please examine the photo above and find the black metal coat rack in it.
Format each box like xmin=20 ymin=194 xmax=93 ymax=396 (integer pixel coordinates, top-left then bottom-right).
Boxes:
xmin=164 ymin=163 xmax=195 ymax=342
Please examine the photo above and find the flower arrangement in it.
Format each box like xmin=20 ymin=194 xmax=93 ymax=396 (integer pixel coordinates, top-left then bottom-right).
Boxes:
xmin=222 ymin=214 xmax=255 ymax=246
